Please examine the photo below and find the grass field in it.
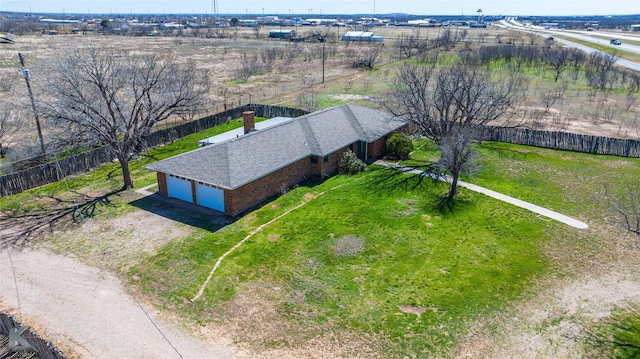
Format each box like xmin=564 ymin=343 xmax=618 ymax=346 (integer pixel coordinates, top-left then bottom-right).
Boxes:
xmin=122 ymin=136 xmax=640 ymax=357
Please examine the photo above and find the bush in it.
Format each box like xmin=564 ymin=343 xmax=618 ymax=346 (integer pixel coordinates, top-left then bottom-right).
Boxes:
xmin=339 ymin=150 xmax=367 ymax=175
xmin=386 ymin=133 xmax=413 ymax=160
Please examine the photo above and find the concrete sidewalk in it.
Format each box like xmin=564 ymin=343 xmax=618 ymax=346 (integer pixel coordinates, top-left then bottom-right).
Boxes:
xmin=376 ymin=161 xmax=588 ymax=229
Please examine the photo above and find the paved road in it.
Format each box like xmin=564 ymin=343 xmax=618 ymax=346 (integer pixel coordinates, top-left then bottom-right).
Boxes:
xmin=0 ymin=249 xmax=236 ymax=359
xmin=498 ymin=19 xmax=640 ymax=72
xmin=377 ymin=161 xmax=588 ymax=229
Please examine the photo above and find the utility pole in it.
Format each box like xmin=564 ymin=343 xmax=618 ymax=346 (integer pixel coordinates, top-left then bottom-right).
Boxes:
xmin=211 ymin=0 xmax=218 ymax=15
xmin=18 ymin=53 xmax=45 ymax=154
xmin=321 ymin=37 xmax=326 ymax=83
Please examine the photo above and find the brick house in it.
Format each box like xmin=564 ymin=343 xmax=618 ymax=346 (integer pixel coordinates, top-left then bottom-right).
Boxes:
xmin=145 ymin=104 xmax=406 ymax=215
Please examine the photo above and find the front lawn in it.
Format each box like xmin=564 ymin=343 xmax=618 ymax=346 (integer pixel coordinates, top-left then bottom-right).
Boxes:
xmin=131 ymin=165 xmax=557 ymax=357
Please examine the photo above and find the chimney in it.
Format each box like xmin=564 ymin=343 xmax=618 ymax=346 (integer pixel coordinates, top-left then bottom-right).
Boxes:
xmin=243 ymin=111 xmax=255 ymax=134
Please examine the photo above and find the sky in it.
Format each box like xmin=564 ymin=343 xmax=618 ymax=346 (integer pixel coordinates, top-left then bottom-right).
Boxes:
xmin=1 ymin=0 xmax=639 ymax=16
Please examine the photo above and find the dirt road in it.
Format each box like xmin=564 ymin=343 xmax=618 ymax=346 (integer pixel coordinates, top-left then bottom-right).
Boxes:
xmin=0 ymin=248 xmax=237 ymax=359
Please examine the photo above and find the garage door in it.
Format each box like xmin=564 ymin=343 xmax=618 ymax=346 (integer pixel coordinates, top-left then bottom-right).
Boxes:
xmin=196 ymin=183 xmax=225 ymax=212
xmin=167 ymin=175 xmax=193 ymax=203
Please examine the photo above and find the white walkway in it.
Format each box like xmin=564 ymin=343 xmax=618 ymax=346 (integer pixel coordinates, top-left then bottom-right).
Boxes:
xmin=376 ymin=161 xmax=588 ymax=229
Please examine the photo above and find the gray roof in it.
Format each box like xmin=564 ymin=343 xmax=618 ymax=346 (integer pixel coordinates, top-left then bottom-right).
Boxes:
xmin=146 ymin=104 xmax=404 ymax=190
xmin=198 ymin=116 xmax=293 ymax=146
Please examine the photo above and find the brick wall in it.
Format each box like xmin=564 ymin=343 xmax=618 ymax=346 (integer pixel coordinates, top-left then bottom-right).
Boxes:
xmin=224 ymin=157 xmax=311 ymax=215
xmin=367 ymin=136 xmax=388 ymax=160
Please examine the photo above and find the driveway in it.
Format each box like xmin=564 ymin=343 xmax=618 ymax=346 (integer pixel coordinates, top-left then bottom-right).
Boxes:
xmin=0 ymin=248 xmax=237 ymax=359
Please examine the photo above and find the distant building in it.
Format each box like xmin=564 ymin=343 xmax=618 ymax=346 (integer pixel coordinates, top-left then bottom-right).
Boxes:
xmin=341 ymin=31 xmax=384 ymax=42
xmin=39 ymin=18 xmax=82 ymax=25
xmin=630 ymin=25 xmax=640 ymax=32
xmin=269 ymin=29 xmax=296 ymax=39
xmin=469 ymin=21 xmax=488 ymax=28
xmin=257 ymin=16 xmax=279 ymax=23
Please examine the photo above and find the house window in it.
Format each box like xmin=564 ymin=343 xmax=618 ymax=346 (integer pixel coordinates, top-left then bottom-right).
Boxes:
xmin=323 ymin=156 xmax=329 ymax=163
xmin=311 ymin=155 xmax=318 ymax=164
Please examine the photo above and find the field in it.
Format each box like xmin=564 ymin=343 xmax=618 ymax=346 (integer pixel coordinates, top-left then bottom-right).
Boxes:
xmin=1 ymin=25 xmax=640 ymax=159
xmin=1 ymin=25 xmax=640 ymax=358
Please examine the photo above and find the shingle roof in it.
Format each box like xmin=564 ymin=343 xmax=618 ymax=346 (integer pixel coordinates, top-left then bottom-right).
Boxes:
xmin=146 ymin=104 xmax=404 ymax=189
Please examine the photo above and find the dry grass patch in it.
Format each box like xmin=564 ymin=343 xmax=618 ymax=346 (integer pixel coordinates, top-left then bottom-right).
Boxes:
xmin=452 ymin=221 xmax=640 ymax=358
xmin=330 ymin=235 xmax=366 ymax=257
xmin=45 ymin=209 xmax=192 ymax=271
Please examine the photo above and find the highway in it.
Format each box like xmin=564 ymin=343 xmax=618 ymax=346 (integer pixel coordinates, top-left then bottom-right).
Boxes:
xmin=499 ymin=19 xmax=640 ymax=71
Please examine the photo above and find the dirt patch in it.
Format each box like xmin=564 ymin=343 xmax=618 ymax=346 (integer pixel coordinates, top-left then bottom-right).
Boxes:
xmin=397 ymin=305 xmax=429 ymax=316
xmin=46 ymin=208 xmax=193 ymax=271
xmin=329 ymin=94 xmax=370 ymax=101
xmin=198 ymin=280 xmax=385 ymax=358
xmin=303 ymin=193 xmax=318 ymax=202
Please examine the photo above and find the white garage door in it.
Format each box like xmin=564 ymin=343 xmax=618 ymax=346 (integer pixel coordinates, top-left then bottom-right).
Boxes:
xmin=167 ymin=175 xmax=193 ymax=203
xmin=196 ymin=183 xmax=225 ymax=212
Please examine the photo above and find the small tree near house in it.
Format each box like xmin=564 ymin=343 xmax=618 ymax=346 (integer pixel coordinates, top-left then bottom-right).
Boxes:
xmin=339 ymin=150 xmax=367 ymax=175
xmin=386 ymin=132 xmax=413 ymax=160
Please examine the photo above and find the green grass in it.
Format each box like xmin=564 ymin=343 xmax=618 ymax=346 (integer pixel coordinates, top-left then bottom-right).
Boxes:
xmin=127 ymin=137 xmax=640 ymax=357
xmin=590 ymin=307 xmax=640 ymax=359
xmin=409 ymin=138 xmax=640 ymax=220
xmin=131 ymin=165 xmax=556 ymax=356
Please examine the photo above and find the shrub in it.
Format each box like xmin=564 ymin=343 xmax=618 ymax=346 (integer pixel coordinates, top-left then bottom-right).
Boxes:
xmin=386 ymin=133 xmax=413 ymax=160
xmin=339 ymin=149 xmax=367 ymax=175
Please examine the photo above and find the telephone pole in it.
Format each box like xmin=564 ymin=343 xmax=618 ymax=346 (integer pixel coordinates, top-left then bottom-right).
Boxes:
xmin=18 ymin=53 xmax=45 ymax=154
xmin=211 ymin=0 xmax=218 ymax=16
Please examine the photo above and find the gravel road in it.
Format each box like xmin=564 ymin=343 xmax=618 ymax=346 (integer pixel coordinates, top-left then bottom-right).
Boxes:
xmin=0 ymin=248 xmax=237 ymax=359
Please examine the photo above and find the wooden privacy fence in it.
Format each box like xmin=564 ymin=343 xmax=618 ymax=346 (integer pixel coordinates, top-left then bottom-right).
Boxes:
xmin=0 ymin=312 xmax=67 ymax=359
xmin=0 ymin=104 xmax=308 ymax=198
xmin=480 ymin=127 xmax=640 ymax=158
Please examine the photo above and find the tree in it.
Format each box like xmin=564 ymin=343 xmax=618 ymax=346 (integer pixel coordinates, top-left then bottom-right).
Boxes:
xmin=40 ymin=46 xmax=209 ymax=189
xmin=585 ymin=51 xmax=619 ymax=94
xmin=339 ymin=150 xmax=367 ymax=175
xmin=350 ymin=44 xmax=384 ymax=69
xmin=252 ymin=23 xmax=262 ymax=39
xmin=605 ymin=182 xmax=640 ymax=237
xmin=541 ymin=47 xmax=570 ymax=82
xmin=386 ymin=132 xmax=413 ymax=160
xmin=0 ymin=103 xmax=20 ymax=158
xmin=387 ymin=62 xmax=520 ymax=205
xmin=99 ymin=19 xmax=111 ymax=32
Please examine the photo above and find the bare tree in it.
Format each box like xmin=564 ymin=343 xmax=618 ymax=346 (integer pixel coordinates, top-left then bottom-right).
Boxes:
xmin=387 ymin=63 xmax=520 ymax=205
xmin=350 ymin=44 xmax=383 ymax=69
xmin=605 ymin=183 xmax=640 ymax=237
xmin=0 ymin=103 xmax=21 ymax=158
xmin=252 ymin=23 xmax=262 ymax=39
xmin=297 ymin=90 xmax=319 ymax=112
xmin=541 ymin=47 xmax=570 ymax=82
xmin=585 ymin=51 xmax=619 ymax=94
xmin=539 ymin=91 xmax=558 ymax=112
xmin=235 ymin=51 xmax=262 ymax=82
xmin=40 ymin=46 xmax=209 ymax=189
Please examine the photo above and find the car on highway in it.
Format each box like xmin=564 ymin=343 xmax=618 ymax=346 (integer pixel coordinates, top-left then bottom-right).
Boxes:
xmin=610 ymin=39 xmax=622 ymax=45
